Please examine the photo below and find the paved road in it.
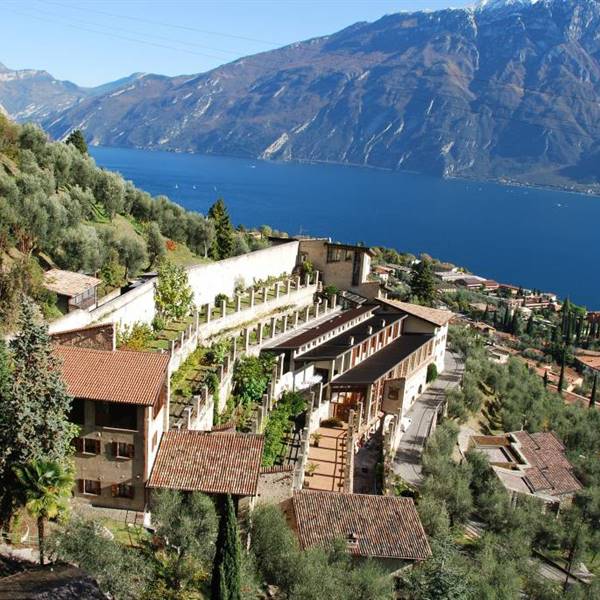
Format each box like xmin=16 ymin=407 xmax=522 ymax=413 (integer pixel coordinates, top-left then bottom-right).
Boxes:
xmin=392 ymin=351 xmax=464 ymax=486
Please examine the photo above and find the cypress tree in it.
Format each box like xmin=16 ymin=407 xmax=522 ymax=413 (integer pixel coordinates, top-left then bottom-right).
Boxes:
xmin=557 ymin=350 xmax=566 ymax=396
xmin=208 ymin=199 xmax=234 ymax=260
xmin=526 ymin=314 xmax=534 ymax=336
xmin=503 ymin=307 xmax=512 ymax=332
xmin=543 ymin=369 xmax=549 ymax=389
xmin=482 ymin=305 xmax=489 ymax=323
xmin=590 ymin=374 xmax=597 ymax=409
xmin=510 ymin=309 xmax=522 ymax=335
xmin=211 ymin=494 xmax=241 ymax=600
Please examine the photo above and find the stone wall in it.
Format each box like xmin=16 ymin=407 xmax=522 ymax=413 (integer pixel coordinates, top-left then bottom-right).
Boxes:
xmin=50 ymin=323 xmax=116 ymax=351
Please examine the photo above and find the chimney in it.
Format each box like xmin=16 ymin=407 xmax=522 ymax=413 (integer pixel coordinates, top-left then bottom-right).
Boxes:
xmin=380 ymin=319 xmax=386 ymax=328
xmin=348 ymin=336 xmax=355 ymax=346
xmin=367 ymin=326 xmax=373 ymax=335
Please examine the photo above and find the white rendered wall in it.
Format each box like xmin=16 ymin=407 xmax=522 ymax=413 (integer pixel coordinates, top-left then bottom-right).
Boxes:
xmin=49 ymin=242 xmax=300 ymax=335
xmin=186 ymin=242 xmax=300 ymax=306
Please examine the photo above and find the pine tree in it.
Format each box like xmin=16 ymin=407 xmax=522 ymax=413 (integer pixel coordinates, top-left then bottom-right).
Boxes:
xmin=409 ymin=260 xmax=437 ymax=306
xmin=590 ymin=374 xmax=597 ymax=409
xmin=8 ymin=299 xmax=75 ymax=461
xmin=211 ymin=494 xmax=241 ymax=600
xmin=65 ymin=129 xmax=88 ymax=155
xmin=0 ymin=299 xmax=76 ymax=524
xmin=208 ymin=199 xmax=234 ymax=260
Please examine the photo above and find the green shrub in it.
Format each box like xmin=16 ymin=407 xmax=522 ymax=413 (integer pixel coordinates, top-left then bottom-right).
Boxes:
xmin=426 ymin=362 xmax=438 ymax=383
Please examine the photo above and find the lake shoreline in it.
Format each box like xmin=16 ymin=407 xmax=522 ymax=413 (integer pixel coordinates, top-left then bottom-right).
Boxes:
xmin=91 ymin=144 xmax=600 ymax=200
xmin=90 ymin=146 xmax=600 ymax=309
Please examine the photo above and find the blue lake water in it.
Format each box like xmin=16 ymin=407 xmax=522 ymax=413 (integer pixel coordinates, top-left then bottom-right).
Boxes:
xmin=91 ymin=146 xmax=600 ymax=309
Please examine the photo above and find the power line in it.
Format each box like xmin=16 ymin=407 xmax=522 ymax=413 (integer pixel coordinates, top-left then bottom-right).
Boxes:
xmin=27 ymin=1 xmax=240 ymax=57
xmin=41 ymin=0 xmax=282 ymax=47
xmin=4 ymin=5 xmax=232 ymax=62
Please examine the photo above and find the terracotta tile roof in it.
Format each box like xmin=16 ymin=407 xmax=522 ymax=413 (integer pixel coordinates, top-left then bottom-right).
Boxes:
xmin=43 ymin=269 xmax=101 ymax=297
xmin=55 ymin=345 xmax=169 ymax=406
xmin=512 ymin=431 xmax=582 ymax=497
xmin=380 ymin=299 xmax=453 ymax=327
xmin=148 ymin=430 xmax=264 ymax=496
xmin=576 ymin=355 xmax=600 ymax=372
xmin=292 ymin=491 xmax=431 ymax=561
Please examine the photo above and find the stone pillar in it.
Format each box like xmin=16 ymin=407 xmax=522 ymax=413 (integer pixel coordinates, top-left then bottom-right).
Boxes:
xmin=275 ymin=282 xmax=281 ymax=299
xmin=286 ymin=279 xmax=292 ymax=295
xmin=263 ymin=287 xmax=268 ymax=303
xmin=283 ymin=315 xmax=289 ymax=333
xmin=294 ymin=311 xmax=300 ymax=327
xmin=258 ymin=323 xmax=264 ymax=345
xmin=244 ymin=328 xmax=251 ymax=352
xmin=232 ymin=336 xmax=238 ymax=361
xmin=279 ymin=353 xmax=285 ymax=379
xmin=236 ymin=295 xmax=242 ymax=312
xmin=221 ymin=298 xmax=227 ymax=318
xmin=180 ymin=331 xmax=185 ymax=346
xmin=296 ymin=275 xmax=301 ymax=290
xmin=305 ymin=306 xmax=311 ymax=322
xmin=331 ymin=294 xmax=337 ymax=309
xmin=324 ymin=299 xmax=329 ymax=313
xmin=170 ymin=340 xmax=175 ymax=354
xmin=271 ymin=317 xmax=277 ymax=338
xmin=250 ymin=288 xmax=255 ymax=308
xmin=315 ymin=301 xmax=320 ymax=319
xmin=205 ymin=303 xmax=212 ymax=323
xmin=194 ymin=308 xmax=199 ymax=332
xmin=314 ymin=270 xmax=320 ymax=286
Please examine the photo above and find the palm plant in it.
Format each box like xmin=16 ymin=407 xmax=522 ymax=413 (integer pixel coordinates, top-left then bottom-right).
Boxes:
xmin=13 ymin=459 xmax=74 ymax=564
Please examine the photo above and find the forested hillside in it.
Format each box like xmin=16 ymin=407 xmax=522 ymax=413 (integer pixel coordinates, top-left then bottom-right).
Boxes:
xmin=0 ymin=116 xmax=267 ymax=332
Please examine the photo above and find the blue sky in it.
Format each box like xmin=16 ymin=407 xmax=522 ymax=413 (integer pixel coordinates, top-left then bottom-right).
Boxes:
xmin=2 ymin=1 xmax=471 ymax=87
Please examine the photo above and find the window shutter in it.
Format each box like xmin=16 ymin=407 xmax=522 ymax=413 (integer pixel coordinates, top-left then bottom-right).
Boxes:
xmin=75 ymin=437 xmax=83 ymax=453
xmin=78 ymin=479 xmax=84 ymax=493
xmin=127 ymin=444 xmax=135 ymax=459
xmin=111 ymin=441 xmax=118 ymax=457
xmin=111 ymin=484 xmax=118 ymax=498
xmin=95 ymin=440 xmax=101 ymax=455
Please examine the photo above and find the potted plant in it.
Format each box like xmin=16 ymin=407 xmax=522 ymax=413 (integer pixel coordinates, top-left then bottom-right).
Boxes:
xmin=305 ymin=462 xmax=319 ymax=477
xmin=311 ymin=432 xmax=322 ymax=447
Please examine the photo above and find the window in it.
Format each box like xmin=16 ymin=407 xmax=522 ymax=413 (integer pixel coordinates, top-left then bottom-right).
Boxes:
xmin=69 ymin=398 xmax=85 ymax=425
xmin=95 ymin=402 xmax=138 ymax=431
xmin=111 ymin=483 xmax=135 ymax=499
xmin=112 ymin=441 xmax=135 ymax=459
xmin=73 ymin=437 xmax=101 ymax=455
xmin=326 ymin=247 xmax=344 ymax=263
xmin=79 ymin=479 xmax=101 ymax=496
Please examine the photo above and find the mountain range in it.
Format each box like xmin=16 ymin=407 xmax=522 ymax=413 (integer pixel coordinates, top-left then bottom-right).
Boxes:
xmin=2 ymin=0 xmax=600 ymax=192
